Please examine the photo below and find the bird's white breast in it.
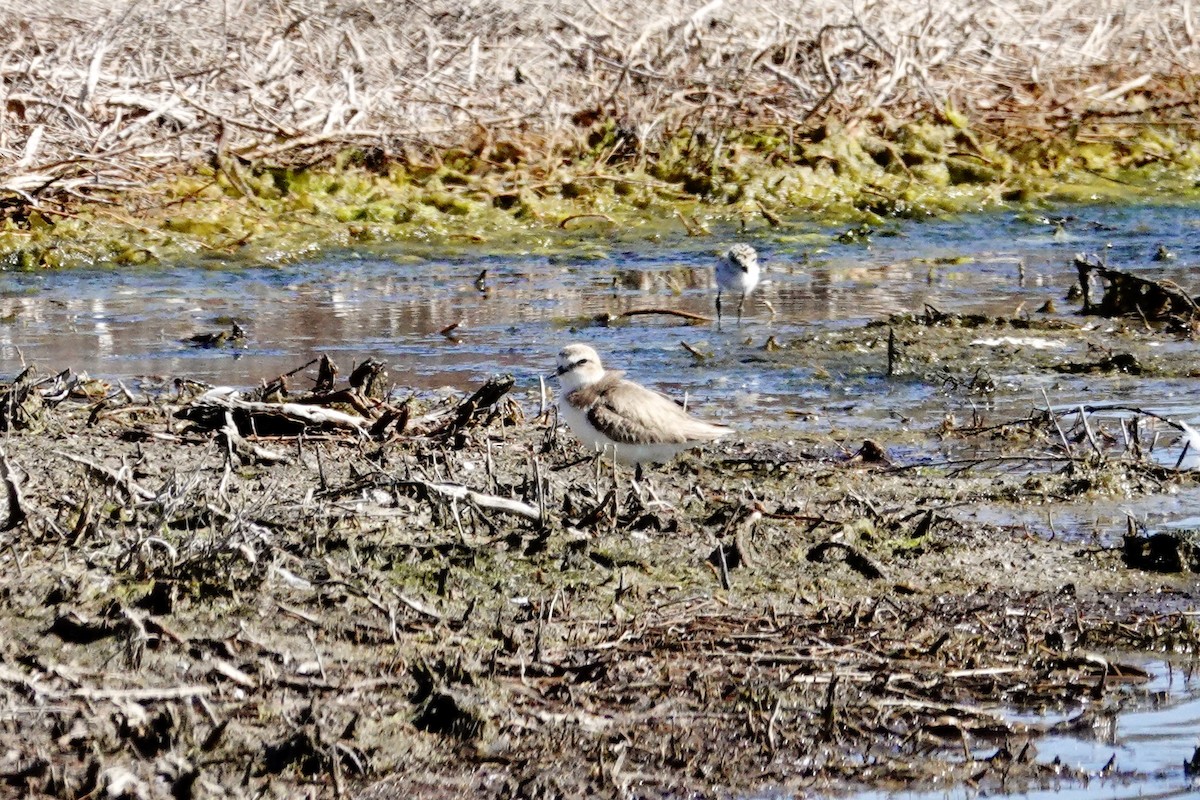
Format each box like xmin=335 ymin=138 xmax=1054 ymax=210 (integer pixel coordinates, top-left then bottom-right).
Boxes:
xmin=716 ymin=259 xmax=759 ymax=294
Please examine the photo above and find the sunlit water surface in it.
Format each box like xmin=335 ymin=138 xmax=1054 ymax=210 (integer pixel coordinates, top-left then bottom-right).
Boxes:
xmin=798 ymin=659 xmax=1200 ymax=800
xmin=4 ymin=204 xmax=1199 ymax=397
xmin=4 ymin=205 xmax=1199 ymax=401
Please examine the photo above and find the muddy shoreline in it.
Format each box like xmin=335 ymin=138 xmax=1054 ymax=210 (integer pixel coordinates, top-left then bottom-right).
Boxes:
xmin=1 ymin=300 xmax=1198 ymax=799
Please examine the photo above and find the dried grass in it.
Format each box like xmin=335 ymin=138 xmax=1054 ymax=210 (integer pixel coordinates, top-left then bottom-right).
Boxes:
xmin=1 ymin=0 xmax=1198 ymax=199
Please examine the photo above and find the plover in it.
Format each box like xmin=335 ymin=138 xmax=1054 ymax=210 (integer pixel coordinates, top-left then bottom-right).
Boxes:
xmin=715 ymin=243 xmax=760 ymax=328
xmin=554 ymin=343 xmax=733 ymax=466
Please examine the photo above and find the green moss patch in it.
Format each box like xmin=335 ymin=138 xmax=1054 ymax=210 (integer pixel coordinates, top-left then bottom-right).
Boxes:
xmin=5 ymin=117 xmax=1200 ymax=270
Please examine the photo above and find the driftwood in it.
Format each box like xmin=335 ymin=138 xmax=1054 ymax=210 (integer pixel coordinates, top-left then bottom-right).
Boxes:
xmin=256 ymin=355 xmax=387 ymax=413
xmin=174 ymin=366 xmax=512 ymax=444
xmin=54 ymin=450 xmax=157 ymax=502
xmin=253 ymin=357 xmax=322 ymax=402
xmin=181 ymin=356 xmax=379 ymax=438
xmin=67 ymin=686 xmax=212 ymax=702
xmin=619 ymin=307 xmax=713 ymax=323
xmin=559 ymin=213 xmax=616 ymax=228
xmin=586 ymin=308 xmax=714 ymax=328
xmin=0 ymin=368 xmax=75 ymax=432
xmin=293 ymin=388 xmax=379 ymax=418
xmin=1074 ymin=254 xmax=1199 ymax=321
xmin=177 ymin=394 xmax=370 ymax=438
xmin=428 ymin=375 xmax=515 ymax=439
xmin=402 ymin=479 xmax=541 ymax=523
xmin=218 ymin=415 xmax=291 ymax=466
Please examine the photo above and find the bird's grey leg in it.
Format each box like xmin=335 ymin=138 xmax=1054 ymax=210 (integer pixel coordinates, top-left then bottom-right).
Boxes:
xmin=715 ymin=290 xmax=724 ymax=331
xmin=610 ymin=447 xmax=620 ymax=533
xmin=593 ymin=451 xmax=603 ymax=499
xmin=629 ymin=456 xmax=661 ymax=507
xmin=737 ymin=292 xmax=746 ymax=326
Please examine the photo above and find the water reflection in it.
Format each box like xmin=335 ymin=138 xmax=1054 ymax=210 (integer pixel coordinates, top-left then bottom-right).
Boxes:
xmin=2 ymin=203 xmax=1199 ymax=410
xmin=839 ymin=659 xmax=1200 ymax=800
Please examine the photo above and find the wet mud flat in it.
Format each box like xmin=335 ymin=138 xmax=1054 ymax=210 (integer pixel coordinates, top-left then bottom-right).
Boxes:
xmin=2 ymin=296 xmax=1200 ymax=799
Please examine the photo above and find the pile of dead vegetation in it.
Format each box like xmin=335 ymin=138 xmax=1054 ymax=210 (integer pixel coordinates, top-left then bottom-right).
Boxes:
xmin=4 ymin=0 xmax=1200 ymax=207
xmin=0 ymin=342 xmax=1198 ymax=798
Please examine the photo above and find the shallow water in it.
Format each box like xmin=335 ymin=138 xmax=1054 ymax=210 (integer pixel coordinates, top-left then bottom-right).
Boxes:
xmin=2 ymin=204 xmax=1198 ymax=400
xmin=829 ymin=659 xmax=1200 ymax=800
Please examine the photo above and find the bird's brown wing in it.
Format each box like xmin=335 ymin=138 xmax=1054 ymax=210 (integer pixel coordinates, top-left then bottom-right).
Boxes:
xmin=577 ymin=377 xmax=730 ymax=445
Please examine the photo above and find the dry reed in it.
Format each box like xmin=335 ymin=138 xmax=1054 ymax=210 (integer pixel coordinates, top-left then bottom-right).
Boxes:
xmin=1 ymin=0 xmax=1197 ymax=201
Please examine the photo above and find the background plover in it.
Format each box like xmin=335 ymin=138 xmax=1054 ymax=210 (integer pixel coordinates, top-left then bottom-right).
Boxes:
xmin=715 ymin=243 xmax=760 ymax=328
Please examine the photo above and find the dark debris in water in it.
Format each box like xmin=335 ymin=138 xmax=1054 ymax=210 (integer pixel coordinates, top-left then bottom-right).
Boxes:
xmin=183 ymin=320 xmax=246 ymax=349
xmin=880 ymin=302 xmax=1083 ymax=331
xmin=1075 ymin=253 xmax=1200 ymax=329
xmin=0 ymin=359 xmax=1197 ymax=798
xmin=1124 ymin=529 xmax=1200 ymax=573
xmin=1053 ymin=351 xmax=1143 ymax=375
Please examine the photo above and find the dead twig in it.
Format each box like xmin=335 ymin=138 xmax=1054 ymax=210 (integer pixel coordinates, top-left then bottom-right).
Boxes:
xmin=620 ymin=307 xmax=713 ymax=323
xmin=403 ymin=478 xmax=541 ymax=523
xmin=560 ymin=213 xmax=616 ymax=228
xmin=53 ymin=450 xmax=156 ymax=502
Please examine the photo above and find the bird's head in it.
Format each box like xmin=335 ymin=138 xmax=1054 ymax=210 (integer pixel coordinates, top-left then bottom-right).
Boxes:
xmin=555 ymin=343 xmax=605 ymax=391
xmin=726 ymin=243 xmax=759 ymax=274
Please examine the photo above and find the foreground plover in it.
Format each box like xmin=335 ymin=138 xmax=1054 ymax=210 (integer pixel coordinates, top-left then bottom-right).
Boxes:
xmin=554 ymin=343 xmax=732 ymax=466
xmin=715 ymin=243 xmax=760 ymax=328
